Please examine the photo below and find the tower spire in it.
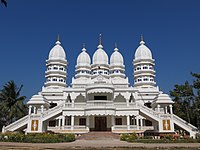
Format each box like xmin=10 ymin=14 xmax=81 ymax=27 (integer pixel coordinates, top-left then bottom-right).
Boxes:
xmin=140 ymin=34 xmax=145 ymax=45
xmin=56 ymin=34 xmax=61 ymax=45
xmin=99 ymin=34 xmax=102 ymax=45
xmin=82 ymin=43 xmax=86 ymax=52
xmin=57 ymin=34 xmax=60 ymax=41
xmin=114 ymin=42 xmax=118 ymax=51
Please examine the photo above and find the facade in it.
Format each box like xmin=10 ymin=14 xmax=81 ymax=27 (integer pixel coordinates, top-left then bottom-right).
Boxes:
xmin=2 ymin=36 xmax=198 ymax=137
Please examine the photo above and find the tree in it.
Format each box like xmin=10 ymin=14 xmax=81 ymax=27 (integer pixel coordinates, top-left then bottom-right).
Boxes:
xmin=170 ymin=81 xmax=194 ymax=124
xmin=170 ymin=73 xmax=200 ymax=128
xmin=1 ymin=0 xmax=7 ymax=7
xmin=191 ymin=73 xmax=200 ymax=129
xmin=0 ymin=80 xmax=27 ymax=128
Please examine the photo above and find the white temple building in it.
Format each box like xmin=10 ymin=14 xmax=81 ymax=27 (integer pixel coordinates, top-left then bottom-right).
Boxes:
xmin=2 ymin=35 xmax=198 ymax=137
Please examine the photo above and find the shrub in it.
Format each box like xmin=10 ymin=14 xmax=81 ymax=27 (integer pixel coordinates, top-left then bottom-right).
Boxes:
xmin=120 ymin=133 xmax=129 ymax=141
xmin=126 ymin=132 xmax=138 ymax=142
xmin=0 ymin=133 xmax=75 ymax=143
xmin=120 ymin=132 xmax=138 ymax=142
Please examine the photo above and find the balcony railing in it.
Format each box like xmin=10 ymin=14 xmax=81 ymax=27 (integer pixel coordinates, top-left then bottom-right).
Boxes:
xmin=112 ymin=125 xmax=154 ymax=131
xmin=47 ymin=125 xmax=89 ymax=133
xmin=86 ymin=100 xmax=113 ymax=107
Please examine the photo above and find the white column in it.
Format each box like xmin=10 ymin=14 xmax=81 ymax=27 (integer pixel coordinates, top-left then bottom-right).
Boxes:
xmin=127 ymin=115 xmax=130 ymax=130
xmin=140 ymin=118 xmax=143 ymax=128
xmin=33 ymin=107 xmax=36 ymax=114
xmin=28 ymin=105 xmax=32 ymax=115
xmin=58 ymin=118 xmax=61 ymax=128
xmin=157 ymin=104 xmax=160 ymax=112
xmin=86 ymin=116 xmax=89 ymax=127
xmin=169 ymin=105 xmax=173 ymax=114
xmin=165 ymin=106 xmax=168 ymax=114
xmin=41 ymin=105 xmax=44 ymax=113
xmin=71 ymin=116 xmax=74 ymax=130
xmin=62 ymin=116 xmax=65 ymax=127
xmin=136 ymin=116 xmax=139 ymax=130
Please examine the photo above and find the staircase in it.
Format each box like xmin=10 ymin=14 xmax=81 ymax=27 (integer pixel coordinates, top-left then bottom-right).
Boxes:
xmin=42 ymin=104 xmax=64 ymax=121
xmin=137 ymin=104 xmax=199 ymax=137
xmin=3 ymin=103 xmax=64 ymax=133
xmin=137 ymin=104 xmax=160 ymax=122
xmin=173 ymin=114 xmax=198 ymax=137
xmin=77 ymin=132 xmax=120 ymax=140
xmin=3 ymin=115 xmax=29 ymax=132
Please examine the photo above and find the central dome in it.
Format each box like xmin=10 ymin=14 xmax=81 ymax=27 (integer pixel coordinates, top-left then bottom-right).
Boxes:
xmin=48 ymin=41 xmax=66 ymax=60
xmin=134 ymin=40 xmax=152 ymax=60
xmin=92 ymin=44 xmax=108 ymax=65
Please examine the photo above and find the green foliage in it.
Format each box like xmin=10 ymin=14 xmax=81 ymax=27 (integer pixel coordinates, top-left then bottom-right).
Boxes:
xmin=132 ymin=138 xmax=199 ymax=143
xmin=120 ymin=133 xmax=200 ymax=143
xmin=170 ymin=73 xmax=200 ymax=128
xmin=0 ymin=133 xmax=75 ymax=143
xmin=120 ymin=133 xmax=138 ymax=142
xmin=120 ymin=133 xmax=130 ymax=141
xmin=161 ymin=134 xmax=174 ymax=140
xmin=0 ymin=80 xmax=27 ymax=129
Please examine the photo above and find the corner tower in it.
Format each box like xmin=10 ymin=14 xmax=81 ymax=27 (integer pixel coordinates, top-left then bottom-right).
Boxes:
xmin=45 ymin=36 xmax=68 ymax=87
xmin=133 ymin=36 xmax=156 ymax=87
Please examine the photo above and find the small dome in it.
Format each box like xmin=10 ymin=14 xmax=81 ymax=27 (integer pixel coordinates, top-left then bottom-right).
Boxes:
xmin=110 ymin=47 xmax=124 ymax=66
xmin=48 ymin=40 xmax=66 ymax=60
xmin=92 ymin=44 xmax=108 ymax=65
xmin=134 ymin=40 xmax=152 ymax=60
xmin=77 ymin=47 xmax=91 ymax=66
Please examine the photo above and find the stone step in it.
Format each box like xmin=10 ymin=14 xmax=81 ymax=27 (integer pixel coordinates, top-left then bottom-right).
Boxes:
xmin=77 ymin=132 xmax=120 ymax=140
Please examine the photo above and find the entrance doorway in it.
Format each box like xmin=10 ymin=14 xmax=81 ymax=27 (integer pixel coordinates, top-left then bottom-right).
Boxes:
xmin=95 ymin=117 xmax=107 ymax=131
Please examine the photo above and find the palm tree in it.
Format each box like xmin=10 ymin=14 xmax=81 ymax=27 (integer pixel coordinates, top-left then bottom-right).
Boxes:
xmin=0 ymin=80 xmax=27 ymax=127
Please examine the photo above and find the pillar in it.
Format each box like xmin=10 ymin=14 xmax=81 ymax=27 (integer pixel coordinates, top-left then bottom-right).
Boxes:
xmin=165 ymin=106 xmax=168 ymax=114
xmin=71 ymin=115 xmax=74 ymax=130
xmin=140 ymin=118 xmax=143 ymax=130
xmin=41 ymin=105 xmax=44 ymax=113
xmin=62 ymin=116 xmax=65 ymax=127
xmin=136 ymin=116 xmax=139 ymax=130
xmin=33 ymin=107 xmax=36 ymax=114
xmin=127 ymin=115 xmax=130 ymax=130
xmin=169 ymin=105 xmax=173 ymax=114
xmin=28 ymin=105 xmax=32 ymax=115
xmin=58 ymin=118 xmax=61 ymax=128
xmin=157 ymin=104 xmax=160 ymax=112
xmin=86 ymin=116 xmax=89 ymax=127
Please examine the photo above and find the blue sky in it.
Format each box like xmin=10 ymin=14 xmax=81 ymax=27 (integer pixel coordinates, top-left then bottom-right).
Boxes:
xmin=0 ymin=0 xmax=200 ymax=101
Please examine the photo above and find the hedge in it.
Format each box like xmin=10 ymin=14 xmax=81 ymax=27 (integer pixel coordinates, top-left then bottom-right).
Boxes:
xmin=0 ymin=133 xmax=75 ymax=143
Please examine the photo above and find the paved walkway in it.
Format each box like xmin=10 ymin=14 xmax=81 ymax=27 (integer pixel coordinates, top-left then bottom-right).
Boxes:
xmin=0 ymin=139 xmax=200 ymax=149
